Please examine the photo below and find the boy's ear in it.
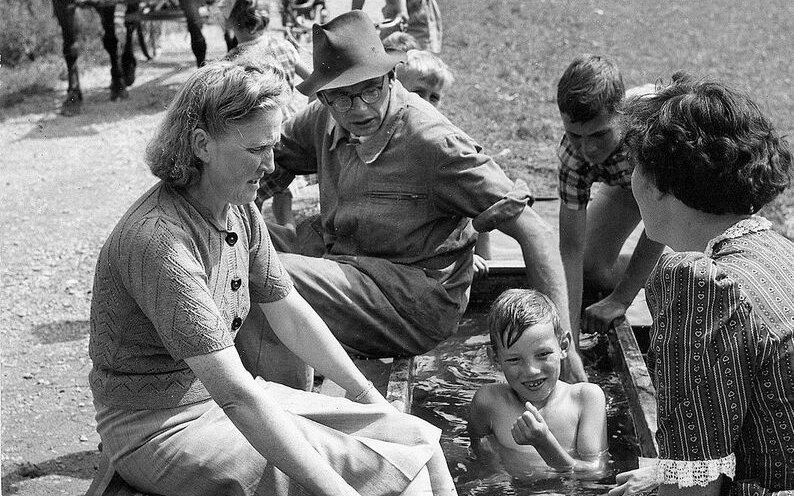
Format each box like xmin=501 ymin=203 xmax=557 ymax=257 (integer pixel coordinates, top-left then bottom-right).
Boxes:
xmin=558 ymin=331 xmax=572 ymax=359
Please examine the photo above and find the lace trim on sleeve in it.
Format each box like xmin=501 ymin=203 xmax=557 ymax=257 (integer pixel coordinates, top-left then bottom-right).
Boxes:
xmin=655 ymin=454 xmax=736 ymax=487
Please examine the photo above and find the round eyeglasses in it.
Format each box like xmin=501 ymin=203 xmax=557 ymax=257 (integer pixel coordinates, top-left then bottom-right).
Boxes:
xmin=321 ymin=78 xmax=386 ymax=113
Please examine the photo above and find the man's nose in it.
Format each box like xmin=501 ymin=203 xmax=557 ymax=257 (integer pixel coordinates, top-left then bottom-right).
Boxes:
xmin=261 ymin=151 xmax=275 ymax=174
xmin=350 ymin=95 xmax=369 ymax=111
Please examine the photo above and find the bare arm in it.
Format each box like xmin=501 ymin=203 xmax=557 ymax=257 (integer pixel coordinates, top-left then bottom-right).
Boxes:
xmin=657 ymin=479 xmax=723 ymax=496
xmin=260 ymin=289 xmax=388 ymax=405
xmin=558 ymin=205 xmax=587 ymax=340
xmin=499 ymin=208 xmax=588 ymax=382
xmin=185 ymin=348 xmax=361 ymax=496
xmin=583 ymin=230 xmax=664 ymax=333
xmin=573 ymin=384 xmax=608 ymax=470
xmin=468 ymin=387 xmax=500 ymax=466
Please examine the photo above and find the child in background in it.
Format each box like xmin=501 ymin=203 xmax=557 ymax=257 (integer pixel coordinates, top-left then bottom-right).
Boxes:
xmin=556 ymin=55 xmax=665 ymax=342
xmin=225 ymin=0 xmax=312 ymax=225
xmin=381 ymin=31 xmax=420 ymax=52
xmin=395 ymin=49 xmax=453 ymax=107
xmin=382 ymin=0 xmax=442 ymax=53
xmin=468 ymin=289 xmax=607 ymax=476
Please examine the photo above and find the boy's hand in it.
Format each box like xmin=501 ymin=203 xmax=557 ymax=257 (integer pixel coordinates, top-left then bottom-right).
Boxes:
xmin=511 ymin=402 xmax=551 ymax=446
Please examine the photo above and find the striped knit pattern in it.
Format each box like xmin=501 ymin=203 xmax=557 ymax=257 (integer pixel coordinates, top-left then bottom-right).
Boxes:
xmin=89 ymin=182 xmax=292 ymax=410
xmin=646 ymin=224 xmax=794 ymax=494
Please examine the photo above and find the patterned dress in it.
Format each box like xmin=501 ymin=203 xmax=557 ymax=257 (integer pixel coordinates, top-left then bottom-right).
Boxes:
xmin=646 ymin=217 xmax=794 ymax=495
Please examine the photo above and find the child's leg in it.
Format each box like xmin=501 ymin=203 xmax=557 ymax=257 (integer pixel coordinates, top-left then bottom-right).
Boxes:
xmin=582 ymin=184 xmax=641 ymax=293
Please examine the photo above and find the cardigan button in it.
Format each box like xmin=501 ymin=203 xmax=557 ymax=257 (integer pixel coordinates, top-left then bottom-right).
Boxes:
xmin=225 ymin=232 xmax=238 ymax=246
xmin=231 ymin=278 xmax=242 ymax=291
xmin=231 ymin=317 xmax=242 ymax=331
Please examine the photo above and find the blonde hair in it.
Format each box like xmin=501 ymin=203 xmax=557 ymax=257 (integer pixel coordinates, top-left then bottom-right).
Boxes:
xmin=145 ymin=59 xmax=288 ymax=187
xmin=397 ymin=49 xmax=454 ymax=89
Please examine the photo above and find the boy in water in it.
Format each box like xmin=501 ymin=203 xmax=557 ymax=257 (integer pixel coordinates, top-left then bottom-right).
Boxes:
xmin=468 ymin=289 xmax=607 ymax=475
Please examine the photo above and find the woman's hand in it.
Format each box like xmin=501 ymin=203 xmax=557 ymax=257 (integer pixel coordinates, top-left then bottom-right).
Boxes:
xmin=511 ymin=401 xmax=551 ymax=446
xmin=607 ymin=466 xmax=660 ymax=496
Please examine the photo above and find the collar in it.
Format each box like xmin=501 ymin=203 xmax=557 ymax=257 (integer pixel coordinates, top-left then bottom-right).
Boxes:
xmin=327 ymin=81 xmax=408 ymax=164
xmin=704 ymin=215 xmax=771 ymax=256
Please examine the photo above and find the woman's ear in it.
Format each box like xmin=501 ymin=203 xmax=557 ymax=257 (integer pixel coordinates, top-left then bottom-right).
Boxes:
xmin=191 ymin=128 xmax=211 ymax=164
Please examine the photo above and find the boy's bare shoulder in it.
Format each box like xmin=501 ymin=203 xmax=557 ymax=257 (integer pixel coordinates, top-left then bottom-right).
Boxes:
xmin=472 ymin=382 xmax=514 ymax=406
xmin=570 ymin=381 xmax=606 ymax=404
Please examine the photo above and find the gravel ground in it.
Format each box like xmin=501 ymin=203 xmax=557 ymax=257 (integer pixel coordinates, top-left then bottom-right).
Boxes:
xmin=0 ymin=24 xmax=236 ymax=496
xmin=0 ymin=2 xmax=382 ymax=493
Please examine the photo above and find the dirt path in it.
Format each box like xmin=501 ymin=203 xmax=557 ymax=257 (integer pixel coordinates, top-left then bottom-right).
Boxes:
xmin=0 ymin=23 xmax=237 ymax=496
xmin=0 ymin=1 xmax=396 ymax=492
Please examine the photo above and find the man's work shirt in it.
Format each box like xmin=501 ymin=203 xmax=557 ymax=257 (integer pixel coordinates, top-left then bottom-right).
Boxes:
xmin=262 ymin=81 xmax=530 ymax=297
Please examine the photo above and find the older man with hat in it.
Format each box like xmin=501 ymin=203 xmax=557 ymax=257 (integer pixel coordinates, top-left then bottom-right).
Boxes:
xmin=237 ymin=10 xmax=586 ymax=387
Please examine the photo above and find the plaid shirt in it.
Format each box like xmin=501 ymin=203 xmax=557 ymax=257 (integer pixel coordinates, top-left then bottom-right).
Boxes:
xmin=556 ymin=134 xmax=633 ymax=210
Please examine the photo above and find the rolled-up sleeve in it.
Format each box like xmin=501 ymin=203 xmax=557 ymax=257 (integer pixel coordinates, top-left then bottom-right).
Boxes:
xmin=430 ymin=133 xmax=532 ymax=232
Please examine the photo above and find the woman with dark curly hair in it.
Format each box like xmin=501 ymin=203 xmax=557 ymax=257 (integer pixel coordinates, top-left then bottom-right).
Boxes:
xmin=608 ymin=73 xmax=793 ymax=496
xmin=89 ymin=58 xmax=456 ymax=496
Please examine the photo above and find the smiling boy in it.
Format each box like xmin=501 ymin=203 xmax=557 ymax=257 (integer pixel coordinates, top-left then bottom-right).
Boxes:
xmin=556 ymin=55 xmax=665 ymax=339
xmin=468 ymin=289 xmax=607 ymax=475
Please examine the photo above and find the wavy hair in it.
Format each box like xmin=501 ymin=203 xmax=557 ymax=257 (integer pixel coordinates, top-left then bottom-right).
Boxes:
xmin=145 ymin=59 xmax=288 ymax=187
xmin=488 ymin=289 xmax=563 ymax=354
xmin=557 ymin=54 xmax=625 ymax=122
xmin=622 ymin=72 xmax=791 ymax=215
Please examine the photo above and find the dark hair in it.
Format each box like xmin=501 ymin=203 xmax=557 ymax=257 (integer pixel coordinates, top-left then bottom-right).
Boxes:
xmin=229 ymin=0 xmax=269 ymax=34
xmin=488 ymin=289 xmax=563 ymax=354
xmin=622 ymin=72 xmax=791 ymax=215
xmin=557 ymin=54 xmax=625 ymax=122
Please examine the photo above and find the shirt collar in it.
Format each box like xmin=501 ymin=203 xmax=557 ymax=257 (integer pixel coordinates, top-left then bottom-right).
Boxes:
xmin=327 ymin=80 xmax=408 ymax=164
xmin=704 ymin=215 xmax=771 ymax=256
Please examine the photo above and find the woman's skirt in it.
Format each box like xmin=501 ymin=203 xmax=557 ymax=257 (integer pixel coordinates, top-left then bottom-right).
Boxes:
xmin=95 ymin=379 xmax=455 ymax=496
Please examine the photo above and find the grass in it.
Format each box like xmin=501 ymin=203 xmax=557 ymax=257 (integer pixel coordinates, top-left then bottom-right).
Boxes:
xmin=438 ymin=0 xmax=794 ymax=237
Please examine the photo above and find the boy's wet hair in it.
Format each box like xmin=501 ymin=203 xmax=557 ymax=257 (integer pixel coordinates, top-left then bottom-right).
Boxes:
xmin=622 ymin=72 xmax=792 ymax=215
xmin=398 ymin=49 xmax=455 ymax=89
xmin=229 ymin=0 xmax=270 ymax=34
xmin=557 ymin=54 xmax=625 ymax=123
xmin=488 ymin=289 xmax=563 ymax=353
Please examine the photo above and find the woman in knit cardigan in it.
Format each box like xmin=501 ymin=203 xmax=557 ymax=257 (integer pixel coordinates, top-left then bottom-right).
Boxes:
xmin=88 ymin=58 xmax=456 ymax=496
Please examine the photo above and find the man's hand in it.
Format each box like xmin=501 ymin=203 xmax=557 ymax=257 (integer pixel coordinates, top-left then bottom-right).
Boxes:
xmin=561 ymin=346 xmax=588 ymax=383
xmin=511 ymin=402 xmax=551 ymax=446
xmin=583 ymin=294 xmax=630 ymax=334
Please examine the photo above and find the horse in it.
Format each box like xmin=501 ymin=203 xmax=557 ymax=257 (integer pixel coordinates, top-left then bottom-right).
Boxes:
xmin=52 ymin=0 xmax=231 ymax=115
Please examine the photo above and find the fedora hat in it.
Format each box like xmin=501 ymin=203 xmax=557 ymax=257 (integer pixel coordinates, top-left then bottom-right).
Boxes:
xmin=296 ymin=10 xmax=406 ymax=96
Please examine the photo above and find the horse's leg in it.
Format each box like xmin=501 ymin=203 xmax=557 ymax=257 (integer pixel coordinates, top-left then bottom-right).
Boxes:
xmin=224 ymin=29 xmax=237 ymax=51
xmin=122 ymin=3 xmax=139 ymax=86
xmin=179 ymin=0 xmax=206 ymax=67
xmin=53 ymin=0 xmax=83 ymax=114
xmin=97 ymin=4 xmax=127 ymax=100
